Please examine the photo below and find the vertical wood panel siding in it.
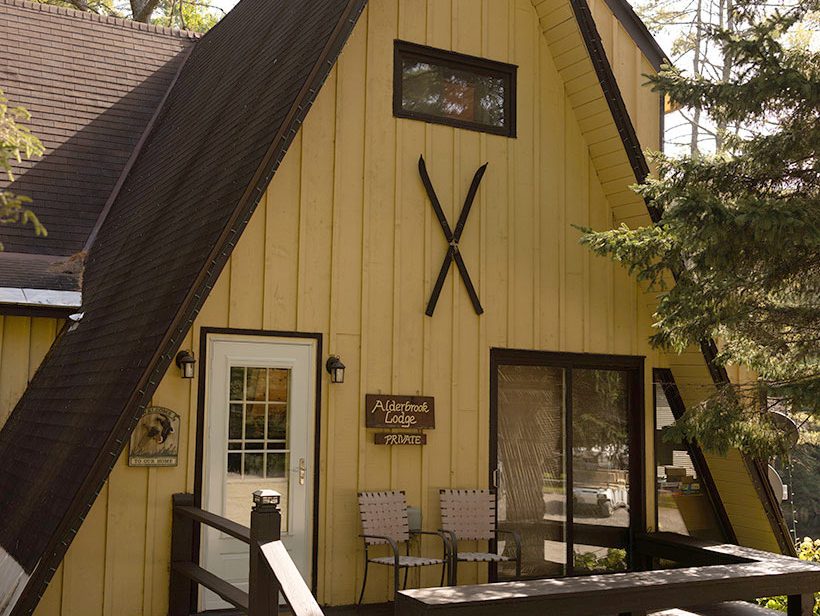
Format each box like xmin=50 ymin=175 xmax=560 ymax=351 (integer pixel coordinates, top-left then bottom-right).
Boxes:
xmin=0 ymin=316 xmax=59 ymax=429
xmin=28 ymin=1 xmax=777 ymax=615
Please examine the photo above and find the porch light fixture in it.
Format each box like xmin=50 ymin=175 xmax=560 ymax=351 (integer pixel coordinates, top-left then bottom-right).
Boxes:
xmin=326 ymin=355 xmax=345 ymax=384
xmin=253 ymin=489 xmax=281 ymax=508
xmin=175 ymin=350 xmax=196 ymax=379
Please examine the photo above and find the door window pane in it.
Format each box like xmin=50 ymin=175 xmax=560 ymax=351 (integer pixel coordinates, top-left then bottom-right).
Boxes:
xmin=497 ymin=365 xmax=566 ymax=579
xmin=572 ymin=369 xmax=630 ymax=573
xmin=224 ymin=366 xmax=291 ymax=531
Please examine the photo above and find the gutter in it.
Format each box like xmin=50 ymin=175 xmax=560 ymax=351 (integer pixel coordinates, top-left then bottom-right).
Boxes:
xmin=0 ymin=288 xmax=81 ymax=318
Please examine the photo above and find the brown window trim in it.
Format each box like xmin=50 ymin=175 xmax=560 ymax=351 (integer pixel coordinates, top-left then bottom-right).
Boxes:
xmin=489 ymin=349 xmax=646 ymax=579
xmin=393 ymin=39 xmax=518 ymax=137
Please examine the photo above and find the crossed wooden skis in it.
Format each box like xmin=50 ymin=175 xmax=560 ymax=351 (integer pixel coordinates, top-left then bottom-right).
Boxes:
xmin=418 ymin=155 xmax=486 ymax=317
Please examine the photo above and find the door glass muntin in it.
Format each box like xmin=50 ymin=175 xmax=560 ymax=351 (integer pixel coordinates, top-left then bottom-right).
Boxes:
xmin=492 ymin=351 xmax=640 ymax=580
xmin=225 ymin=365 xmax=291 ymax=531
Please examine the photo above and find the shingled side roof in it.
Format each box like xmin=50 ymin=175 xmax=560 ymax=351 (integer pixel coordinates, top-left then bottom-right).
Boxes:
xmin=0 ymin=0 xmax=196 ymax=259
xmin=0 ymin=0 xmax=367 ymax=613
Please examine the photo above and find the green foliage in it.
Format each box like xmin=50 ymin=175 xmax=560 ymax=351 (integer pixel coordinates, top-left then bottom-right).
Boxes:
xmin=150 ymin=0 xmax=222 ymax=32
xmin=573 ymin=549 xmax=628 ymax=573
xmin=580 ymin=0 xmax=820 ymax=457
xmin=758 ymin=538 xmax=820 ymax=614
xmin=0 ymin=88 xmax=46 ymax=248
xmin=31 ymin=0 xmax=222 ymax=31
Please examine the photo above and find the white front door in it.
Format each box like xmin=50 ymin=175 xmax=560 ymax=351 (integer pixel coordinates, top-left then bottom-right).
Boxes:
xmin=202 ymin=334 xmax=316 ymax=610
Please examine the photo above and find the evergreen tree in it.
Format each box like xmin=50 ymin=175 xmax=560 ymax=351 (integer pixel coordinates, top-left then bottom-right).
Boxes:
xmin=580 ymin=0 xmax=820 ymax=458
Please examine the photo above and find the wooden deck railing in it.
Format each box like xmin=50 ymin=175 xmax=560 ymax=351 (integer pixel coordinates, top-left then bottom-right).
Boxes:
xmin=395 ymin=531 xmax=820 ymax=616
xmin=168 ymin=491 xmax=323 ymax=616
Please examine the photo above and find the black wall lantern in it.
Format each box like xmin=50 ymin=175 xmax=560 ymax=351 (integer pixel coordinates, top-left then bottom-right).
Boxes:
xmin=326 ymin=355 xmax=345 ymax=384
xmin=175 ymin=350 xmax=196 ymax=379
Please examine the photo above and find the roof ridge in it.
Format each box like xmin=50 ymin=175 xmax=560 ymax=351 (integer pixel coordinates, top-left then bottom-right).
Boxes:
xmin=0 ymin=0 xmax=202 ymax=40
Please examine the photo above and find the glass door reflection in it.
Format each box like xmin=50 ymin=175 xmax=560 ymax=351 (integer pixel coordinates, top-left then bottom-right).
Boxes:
xmin=493 ymin=352 xmax=638 ymax=580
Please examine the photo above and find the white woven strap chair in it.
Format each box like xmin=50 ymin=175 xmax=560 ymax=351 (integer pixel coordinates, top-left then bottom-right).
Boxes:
xmin=357 ymin=491 xmax=449 ymax=604
xmin=438 ymin=488 xmax=522 ymax=584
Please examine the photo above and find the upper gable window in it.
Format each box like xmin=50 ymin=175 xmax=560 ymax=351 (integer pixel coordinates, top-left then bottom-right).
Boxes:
xmin=394 ymin=40 xmax=517 ymax=137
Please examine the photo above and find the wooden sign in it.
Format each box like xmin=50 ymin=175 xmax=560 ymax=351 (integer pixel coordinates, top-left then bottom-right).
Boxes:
xmin=375 ymin=433 xmax=427 ymax=446
xmin=365 ymin=394 xmax=435 ymax=429
xmin=129 ymin=406 xmax=180 ymax=467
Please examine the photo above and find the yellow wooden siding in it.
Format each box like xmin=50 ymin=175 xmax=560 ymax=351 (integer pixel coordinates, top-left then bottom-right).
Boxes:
xmin=0 ymin=316 xmax=59 ymax=429
xmin=29 ymin=1 xmax=772 ymax=615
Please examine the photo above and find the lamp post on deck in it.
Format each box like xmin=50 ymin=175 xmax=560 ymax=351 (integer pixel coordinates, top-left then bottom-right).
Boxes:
xmin=250 ymin=489 xmax=281 ymax=616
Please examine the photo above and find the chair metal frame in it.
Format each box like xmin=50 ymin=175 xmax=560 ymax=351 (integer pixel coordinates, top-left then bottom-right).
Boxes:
xmin=357 ymin=491 xmax=450 ymax=604
xmin=438 ymin=488 xmax=522 ymax=585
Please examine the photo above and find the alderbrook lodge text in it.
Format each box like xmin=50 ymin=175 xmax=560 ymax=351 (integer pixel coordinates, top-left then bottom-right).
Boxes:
xmin=364 ymin=394 xmax=436 ymax=429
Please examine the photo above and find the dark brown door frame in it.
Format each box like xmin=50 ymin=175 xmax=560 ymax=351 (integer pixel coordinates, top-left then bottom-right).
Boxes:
xmin=489 ymin=348 xmax=646 ymax=580
xmin=193 ymin=327 xmax=324 ymax=598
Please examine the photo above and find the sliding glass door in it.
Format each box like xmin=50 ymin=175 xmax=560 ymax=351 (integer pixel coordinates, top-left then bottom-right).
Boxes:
xmin=491 ymin=350 xmax=643 ymax=580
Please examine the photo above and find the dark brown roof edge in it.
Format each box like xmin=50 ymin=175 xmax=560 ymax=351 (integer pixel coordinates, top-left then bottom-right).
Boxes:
xmin=654 ymin=368 xmax=738 ymax=544
xmin=570 ymin=0 xmax=795 ymax=556
xmin=0 ymin=0 xmax=201 ymax=39
xmin=600 ymin=0 xmax=668 ymax=71
xmin=11 ymin=1 xmax=369 ymax=613
xmin=83 ymin=45 xmax=195 ymax=254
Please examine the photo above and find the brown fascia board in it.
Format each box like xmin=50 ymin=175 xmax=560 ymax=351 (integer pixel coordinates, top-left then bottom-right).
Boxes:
xmin=9 ymin=1 xmax=369 ymax=614
xmin=569 ymin=0 xmax=795 ymax=555
xmin=599 ymin=0 xmax=668 ymax=71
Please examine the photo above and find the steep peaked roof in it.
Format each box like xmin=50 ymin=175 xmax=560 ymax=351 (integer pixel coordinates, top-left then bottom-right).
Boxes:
xmin=0 ymin=0 xmax=367 ymax=613
xmin=0 ymin=0 xmax=197 ymax=260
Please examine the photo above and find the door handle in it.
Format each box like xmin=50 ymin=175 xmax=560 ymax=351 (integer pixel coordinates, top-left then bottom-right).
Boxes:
xmin=299 ymin=457 xmax=305 ymax=485
xmin=492 ymin=468 xmax=500 ymax=489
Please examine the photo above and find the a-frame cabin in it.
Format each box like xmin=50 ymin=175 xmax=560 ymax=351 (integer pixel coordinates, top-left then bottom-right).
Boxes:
xmin=0 ymin=0 xmax=795 ymax=614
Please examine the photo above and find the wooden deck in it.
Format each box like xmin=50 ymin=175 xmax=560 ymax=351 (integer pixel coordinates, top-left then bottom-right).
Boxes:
xmin=312 ymin=600 xmax=779 ymax=616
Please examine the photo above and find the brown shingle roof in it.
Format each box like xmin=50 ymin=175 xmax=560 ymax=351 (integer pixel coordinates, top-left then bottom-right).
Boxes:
xmin=0 ymin=0 xmax=366 ymax=613
xmin=0 ymin=0 xmax=197 ymax=258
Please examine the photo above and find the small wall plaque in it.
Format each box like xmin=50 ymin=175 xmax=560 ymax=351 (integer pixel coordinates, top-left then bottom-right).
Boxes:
xmin=374 ymin=432 xmax=427 ymax=446
xmin=365 ymin=394 xmax=435 ymax=429
xmin=128 ymin=406 xmax=180 ymax=467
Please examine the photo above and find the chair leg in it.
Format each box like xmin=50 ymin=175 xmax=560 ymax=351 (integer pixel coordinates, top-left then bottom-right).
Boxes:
xmin=451 ymin=558 xmax=458 ymax=586
xmin=357 ymin=560 xmax=369 ymax=606
xmin=440 ymin=562 xmax=446 ymax=587
xmin=515 ymin=554 xmax=521 ymax=579
xmin=403 ymin=566 xmax=409 ymax=590
xmin=393 ymin=564 xmax=400 ymax=601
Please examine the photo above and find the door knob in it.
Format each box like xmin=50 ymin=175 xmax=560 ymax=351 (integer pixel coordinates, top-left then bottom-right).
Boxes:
xmin=299 ymin=457 xmax=305 ymax=485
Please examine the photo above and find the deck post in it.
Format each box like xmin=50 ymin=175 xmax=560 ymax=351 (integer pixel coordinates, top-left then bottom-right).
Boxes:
xmin=169 ymin=493 xmax=196 ymax=616
xmin=787 ymin=593 xmax=813 ymax=616
xmin=249 ymin=489 xmax=282 ymax=616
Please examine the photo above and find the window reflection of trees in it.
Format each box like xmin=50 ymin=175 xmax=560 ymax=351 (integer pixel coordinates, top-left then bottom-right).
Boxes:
xmin=401 ymin=59 xmax=506 ymax=127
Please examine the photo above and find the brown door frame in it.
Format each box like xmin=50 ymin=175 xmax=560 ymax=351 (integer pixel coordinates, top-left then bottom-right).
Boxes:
xmin=193 ymin=327 xmax=324 ymax=598
xmin=489 ymin=348 xmax=646 ymax=580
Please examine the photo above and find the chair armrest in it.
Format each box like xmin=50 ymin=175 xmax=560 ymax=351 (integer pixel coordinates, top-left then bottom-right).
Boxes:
xmin=437 ymin=529 xmax=458 ymax=560
xmin=495 ymin=529 xmax=522 ymax=559
xmin=411 ymin=530 xmax=451 ymax=560
xmin=359 ymin=534 xmax=401 ymax=568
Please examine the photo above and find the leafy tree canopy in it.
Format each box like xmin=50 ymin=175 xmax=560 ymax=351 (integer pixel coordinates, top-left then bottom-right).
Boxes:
xmin=580 ymin=0 xmax=820 ymax=458
xmin=0 ymin=88 xmax=45 ymax=249
xmin=32 ymin=0 xmax=224 ymax=32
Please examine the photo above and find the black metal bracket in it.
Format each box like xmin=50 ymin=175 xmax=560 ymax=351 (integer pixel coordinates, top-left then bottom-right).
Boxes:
xmin=419 ymin=155 xmax=486 ymax=317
